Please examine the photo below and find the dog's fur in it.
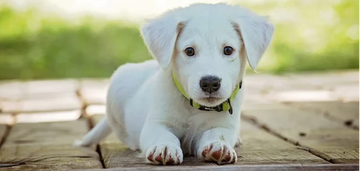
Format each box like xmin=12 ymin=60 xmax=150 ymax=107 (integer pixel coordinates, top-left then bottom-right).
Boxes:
xmin=77 ymin=3 xmax=274 ymax=165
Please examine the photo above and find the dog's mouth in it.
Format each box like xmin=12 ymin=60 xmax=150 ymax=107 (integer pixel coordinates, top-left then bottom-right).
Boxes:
xmin=201 ymin=97 xmax=222 ymax=102
xmin=196 ymin=96 xmax=225 ymax=107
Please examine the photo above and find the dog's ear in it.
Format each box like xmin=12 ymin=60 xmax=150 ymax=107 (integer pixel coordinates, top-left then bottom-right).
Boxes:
xmin=141 ymin=14 xmax=184 ymax=70
xmin=232 ymin=10 xmax=274 ymax=71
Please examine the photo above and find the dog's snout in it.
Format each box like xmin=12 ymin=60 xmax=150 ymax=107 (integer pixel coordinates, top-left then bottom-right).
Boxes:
xmin=199 ymin=76 xmax=221 ymax=93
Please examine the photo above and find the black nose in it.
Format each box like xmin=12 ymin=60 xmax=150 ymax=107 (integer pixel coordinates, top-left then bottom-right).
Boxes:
xmin=199 ymin=76 xmax=221 ymax=93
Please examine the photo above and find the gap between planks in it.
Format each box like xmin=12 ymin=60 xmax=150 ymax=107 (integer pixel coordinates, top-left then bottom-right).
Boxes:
xmin=76 ymin=87 xmax=88 ymax=119
xmin=86 ymin=112 xmax=106 ymax=169
xmin=0 ymin=125 xmax=11 ymax=150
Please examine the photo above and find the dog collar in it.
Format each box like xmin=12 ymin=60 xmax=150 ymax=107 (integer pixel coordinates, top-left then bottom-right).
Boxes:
xmin=172 ymin=72 xmax=242 ymax=114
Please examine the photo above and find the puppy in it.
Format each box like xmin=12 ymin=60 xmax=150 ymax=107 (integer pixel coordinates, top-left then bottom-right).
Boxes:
xmin=77 ymin=3 xmax=274 ymax=165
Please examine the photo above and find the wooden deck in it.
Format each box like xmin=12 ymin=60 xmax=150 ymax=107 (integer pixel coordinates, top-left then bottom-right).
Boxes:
xmin=0 ymin=70 xmax=358 ymax=170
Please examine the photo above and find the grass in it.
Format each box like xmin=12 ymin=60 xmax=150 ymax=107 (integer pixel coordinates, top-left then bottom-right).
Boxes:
xmin=0 ymin=0 xmax=358 ymax=80
xmin=0 ymin=8 xmax=151 ymax=80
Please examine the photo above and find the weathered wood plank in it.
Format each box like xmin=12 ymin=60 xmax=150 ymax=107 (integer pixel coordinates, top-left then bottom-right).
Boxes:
xmin=0 ymin=120 xmax=103 ymax=170
xmin=0 ymin=81 xmax=24 ymax=101
xmin=0 ymin=113 xmax=14 ymax=125
xmin=0 ymin=80 xmax=80 ymax=114
xmin=285 ymin=101 xmax=359 ymax=128
xmin=242 ymin=103 xmax=288 ymax=111
xmin=243 ymin=105 xmax=359 ymax=164
xmin=80 ymin=79 xmax=109 ymax=105
xmin=284 ymin=70 xmax=358 ymax=88
xmin=236 ymin=121 xmax=328 ymax=165
xmin=0 ymin=80 xmax=79 ymax=101
xmin=0 ymin=100 xmax=22 ymax=114
xmin=331 ymin=83 xmax=359 ymax=102
xmin=75 ymin=163 xmax=359 ymax=171
xmin=15 ymin=110 xmax=81 ymax=123
xmin=261 ymin=71 xmax=359 ymax=103
xmin=86 ymin=105 xmax=106 ymax=116
xmin=1 ymin=94 xmax=81 ymax=113
xmin=24 ymin=80 xmax=79 ymax=99
xmin=21 ymin=94 xmax=82 ymax=113
xmin=267 ymin=89 xmax=338 ymax=102
xmin=90 ymin=114 xmax=327 ymax=168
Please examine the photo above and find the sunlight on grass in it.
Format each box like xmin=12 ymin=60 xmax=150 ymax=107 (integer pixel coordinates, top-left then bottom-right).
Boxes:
xmin=0 ymin=0 xmax=358 ymax=80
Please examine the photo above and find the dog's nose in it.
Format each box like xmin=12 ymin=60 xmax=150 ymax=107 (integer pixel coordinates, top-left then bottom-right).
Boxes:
xmin=199 ymin=76 xmax=221 ymax=93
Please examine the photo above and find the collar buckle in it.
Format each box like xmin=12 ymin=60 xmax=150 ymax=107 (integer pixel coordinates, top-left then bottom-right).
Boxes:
xmin=199 ymin=105 xmax=223 ymax=112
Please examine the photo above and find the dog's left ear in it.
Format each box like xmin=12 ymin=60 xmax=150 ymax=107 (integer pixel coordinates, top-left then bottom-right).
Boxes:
xmin=232 ymin=9 xmax=274 ymax=70
xmin=141 ymin=13 xmax=185 ymax=70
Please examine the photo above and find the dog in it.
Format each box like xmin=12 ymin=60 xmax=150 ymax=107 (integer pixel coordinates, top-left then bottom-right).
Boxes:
xmin=77 ymin=3 xmax=274 ymax=165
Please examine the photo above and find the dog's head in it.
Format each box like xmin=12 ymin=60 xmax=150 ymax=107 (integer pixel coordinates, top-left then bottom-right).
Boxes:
xmin=141 ymin=3 xmax=274 ymax=107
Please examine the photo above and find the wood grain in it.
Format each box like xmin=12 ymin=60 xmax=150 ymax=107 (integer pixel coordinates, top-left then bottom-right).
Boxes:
xmin=243 ymin=105 xmax=359 ymax=164
xmin=285 ymin=101 xmax=359 ymax=128
xmin=91 ymin=114 xmax=327 ymax=169
xmin=236 ymin=121 xmax=328 ymax=165
xmin=0 ymin=120 xmax=103 ymax=170
xmin=76 ymin=164 xmax=359 ymax=171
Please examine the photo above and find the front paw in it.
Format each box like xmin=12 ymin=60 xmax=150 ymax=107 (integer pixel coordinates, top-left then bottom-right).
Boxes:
xmin=197 ymin=141 xmax=237 ymax=164
xmin=146 ymin=144 xmax=183 ymax=165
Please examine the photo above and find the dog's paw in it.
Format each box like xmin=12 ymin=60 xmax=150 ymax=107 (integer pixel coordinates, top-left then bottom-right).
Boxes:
xmin=145 ymin=144 xmax=183 ymax=165
xmin=198 ymin=141 xmax=237 ymax=164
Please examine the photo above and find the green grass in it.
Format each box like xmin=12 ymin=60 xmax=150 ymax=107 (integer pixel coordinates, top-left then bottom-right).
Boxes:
xmin=0 ymin=7 xmax=151 ymax=80
xmin=0 ymin=0 xmax=358 ymax=80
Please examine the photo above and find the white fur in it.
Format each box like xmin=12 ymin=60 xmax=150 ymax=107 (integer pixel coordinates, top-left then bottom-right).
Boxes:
xmin=77 ymin=3 xmax=273 ymax=165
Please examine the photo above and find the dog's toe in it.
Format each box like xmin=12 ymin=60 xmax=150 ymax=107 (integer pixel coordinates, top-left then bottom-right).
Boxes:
xmin=146 ymin=144 xmax=183 ymax=165
xmin=198 ymin=141 xmax=237 ymax=164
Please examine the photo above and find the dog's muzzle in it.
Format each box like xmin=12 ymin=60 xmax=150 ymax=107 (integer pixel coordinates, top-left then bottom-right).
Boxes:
xmin=173 ymin=72 xmax=242 ymax=115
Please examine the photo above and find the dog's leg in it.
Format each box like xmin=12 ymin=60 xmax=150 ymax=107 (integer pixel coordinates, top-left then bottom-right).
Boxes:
xmin=196 ymin=127 xmax=237 ymax=164
xmin=140 ymin=123 xmax=183 ymax=165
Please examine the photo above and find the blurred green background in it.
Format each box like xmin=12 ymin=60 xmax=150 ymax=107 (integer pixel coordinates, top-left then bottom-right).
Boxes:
xmin=0 ymin=0 xmax=358 ymax=80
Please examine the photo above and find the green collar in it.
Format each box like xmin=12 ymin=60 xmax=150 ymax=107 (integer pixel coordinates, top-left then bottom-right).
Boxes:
xmin=172 ymin=72 xmax=242 ymax=114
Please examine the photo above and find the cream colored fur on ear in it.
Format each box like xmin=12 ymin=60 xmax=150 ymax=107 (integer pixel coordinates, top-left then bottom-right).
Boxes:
xmin=231 ymin=7 xmax=274 ymax=70
xmin=141 ymin=12 xmax=184 ymax=69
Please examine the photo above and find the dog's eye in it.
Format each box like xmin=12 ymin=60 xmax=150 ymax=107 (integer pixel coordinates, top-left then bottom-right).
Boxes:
xmin=184 ymin=47 xmax=195 ymax=56
xmin=223 ymin=46 xmax=233 ymax=56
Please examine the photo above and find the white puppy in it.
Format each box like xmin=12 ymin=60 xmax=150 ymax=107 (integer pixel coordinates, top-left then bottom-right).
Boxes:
xmin=77 ymin=3 xmax=274 ymax=165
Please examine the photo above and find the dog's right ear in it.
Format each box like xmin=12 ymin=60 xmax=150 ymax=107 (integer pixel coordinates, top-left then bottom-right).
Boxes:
xmin=231 ymin=7 xmax=274 ymax=71
xmin=141 ymin=13 xmax=184 ymax=70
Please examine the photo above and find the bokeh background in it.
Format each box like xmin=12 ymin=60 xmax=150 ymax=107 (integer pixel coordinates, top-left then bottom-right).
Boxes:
xmin=0 ymin=0 xmax=358 ymax=80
